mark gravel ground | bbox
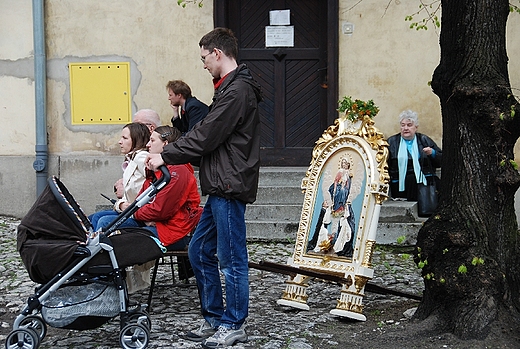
[6,215,514,349]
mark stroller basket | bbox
[41,283,119,330]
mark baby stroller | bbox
[5,166,171,349]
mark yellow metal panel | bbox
[69,62,131,125]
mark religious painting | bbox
[277,111,389,321]
[305,151,366,258]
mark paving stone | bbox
[0,216,424,349]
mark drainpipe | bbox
[33,0,48,197]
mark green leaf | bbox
[337,96,379,121]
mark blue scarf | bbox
[398,136,426,191]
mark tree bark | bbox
[414,0,520,339]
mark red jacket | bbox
[133,164,202,246]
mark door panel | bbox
[215,0,338,166]
[286,59,321,147]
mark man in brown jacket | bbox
[146,27,262,348]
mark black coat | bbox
[386,133,442,199]
[171,96,209,133]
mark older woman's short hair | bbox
[399,110,419,126]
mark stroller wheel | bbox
[5,328,40,349]
[128,312,152,330]
[19,316,47,342]
[119,323,150,349]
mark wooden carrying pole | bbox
[249,260,422,301]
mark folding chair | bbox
[146,247,196,312]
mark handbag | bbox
[417,145,439,217]
[417,176,438,217]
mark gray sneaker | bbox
[202,325,247,348]
[185,320,217,342]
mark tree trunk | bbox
[414,0,520,339]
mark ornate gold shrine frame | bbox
[277,115,389,321]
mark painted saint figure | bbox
[328,158,356,257]
[308,157,357,257]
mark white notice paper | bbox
[269,10,290,26]
[265,26,294,47]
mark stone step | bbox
[244,220,423,246]
[256,167,308,186]
[199,186,303,206]
[197,168,305,205]
[252,186,304,205]
[180,191,426,223]
[97,167,427,246]
[97,200,302,222]
[95,205,423,245]
[195,167,307,187]
[379,200,425,223]
[246,220,300,241]
[246,204,302,221]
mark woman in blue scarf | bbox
[386,110,442,201]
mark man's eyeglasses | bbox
[200,50,214,63]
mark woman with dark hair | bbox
[129,125,202,249]
[96,126,202,249]
[89,122,150,230]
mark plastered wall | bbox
[1,0,519,218]
[339,1,442,143]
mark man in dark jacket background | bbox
[167,79,209,133]
[146,27,262,348]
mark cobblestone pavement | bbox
[0,216,424,349]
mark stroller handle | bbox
[153,165,171,193]
[102,165,171,235]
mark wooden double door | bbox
[215,0,338,166]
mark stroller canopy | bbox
[17,177,92,283]
[18,176,163,284]
[18,176,91,247]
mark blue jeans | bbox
[89,210,141,231]
[89,210,118,231]
[188,195,249,330]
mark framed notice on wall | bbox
[265,26,294,47]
